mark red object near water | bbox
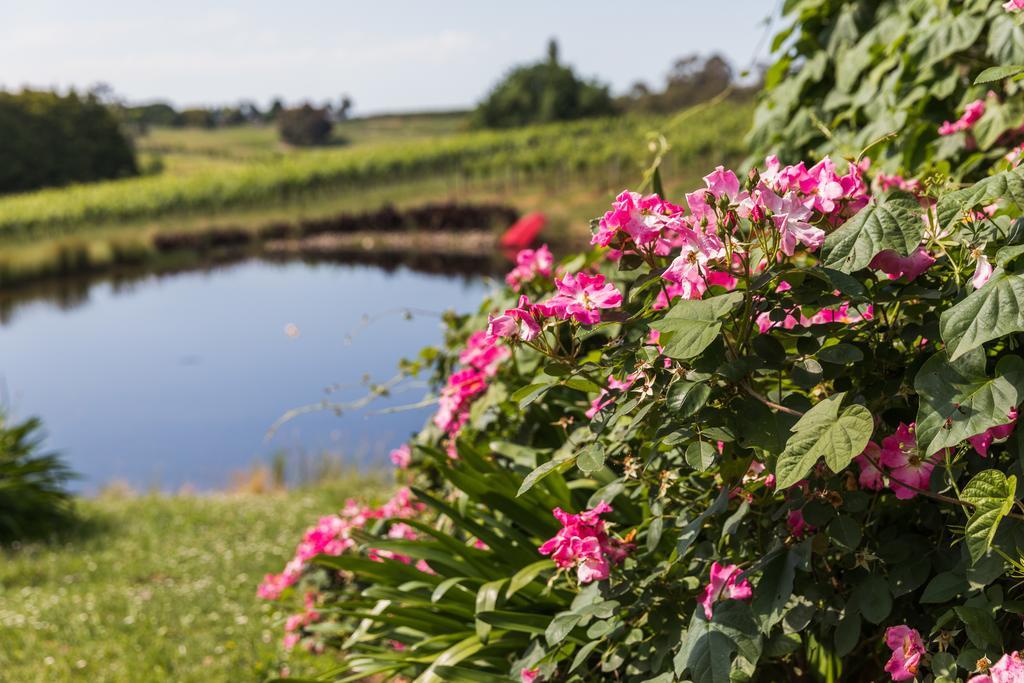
[500,212,546,249]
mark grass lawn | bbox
[0,477,391,682]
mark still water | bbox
[0,259,492,492]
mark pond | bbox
[0,258,493,493]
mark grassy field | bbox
[0,477,390,683]
[0,99,752,241]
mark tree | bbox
[471,38,616,129]
[621,53,736,114]
[277,104,333,146]
[0,89,138,194]
[267,98,284,122]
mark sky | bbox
[1,1,780,115]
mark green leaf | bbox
[651,292,744,360]
[674,602,762,683]
[975,65,1024,85]
[955,605,1003,653]
[960,469,1018,565]
[775,393,873,489]
[475,610,548,635]
[545,611,581,647]
[511,382,553,408]
[940,268,1024,361]
[474,579,506,643]
[816,343,863,365]
[517,452,574,496]
[852,575,891,624]
[564,377,602,393]
[820,192,924,273]
[576,442,607,474]
[828,516,862,549]
[936,166,1024,233]
[686,441,717,472]
[931,652,958,679]
[752,546,805,633]
[921,571,968,604]
[911,12,984,68]
[915,350,1024,456]
[667,380,711,417]
[834,611,861,659]
[506,559,552,599]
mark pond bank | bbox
[0,200,520,290]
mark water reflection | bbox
[0,255,494,492]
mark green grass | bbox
[0,100,753,242]
[0,477,390,683]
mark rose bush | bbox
[256,6,1024,682]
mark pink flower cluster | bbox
[939,98,986,136]
[884,625,925,681]
[433,331,510,442]
[757,282,874,333]
[593,190,685,249]
[282,592,321,651]
[538,501,632,584]
[855,424,946,500]
[1007,0,1024,10]
[698,562,753,619]
[489,272,624,341]
[970,652,1024,683]
[257,487,426,600]
[536,272,623,325]
[389,444,411,469]
[505,244,554,290]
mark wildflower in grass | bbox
[1007,0,1024,10]
[487,295,542,342]
[939,98,987,135]
[870,247,936,281]
[593,191,684,247]
[969,408,1019,457]
[883,625,925,681]
[968,651,1024,682]
[538,501,632,584]
[538,272,622,325]
[521,668,541,683]
[389,444,411,469]
[698,562,752,619]
[506,244,554,290]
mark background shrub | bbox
[277,104,335,146]
[0,89,138,194]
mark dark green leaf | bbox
[651,292,745,360]
[915,350,1024,455]
[821,192,924,273]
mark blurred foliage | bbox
[0,89,138,194]
[472,39,616,129]
[0,411,74,543]
[750,0,1024,180]
[277,104,335,147]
